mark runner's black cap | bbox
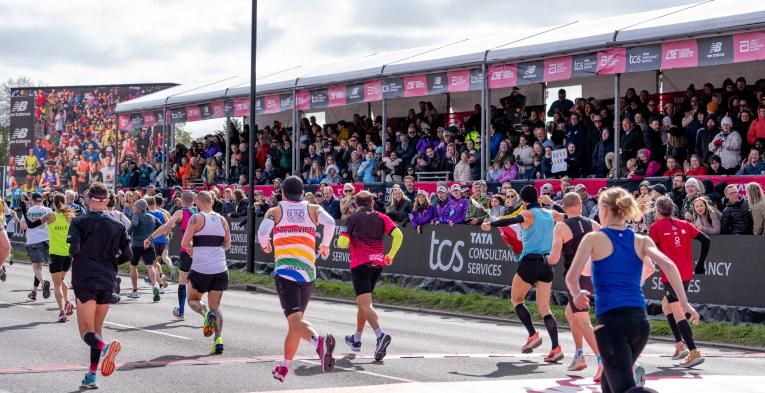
[31,192,43,201]
[282,176,304,201]
[519,185,538,204]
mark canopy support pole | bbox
[163,106,170,192]
[613,73,621,179]
[480,63,488,180]
[225,116,231,181]
[292,88,298,175]
[381,98,387,180]
[246,0,257,274]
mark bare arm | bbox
[220,216,231,251]
[566,232,596,298]
[150,210,182,239]
[548,223,566,265]
[179,214,201,255]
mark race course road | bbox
[1,263,764,393]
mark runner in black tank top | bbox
[549,193,602,380]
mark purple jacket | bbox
[495,164,519,183]
[441,197,468,224]
[416,136,438,156]
[410,205,436,227]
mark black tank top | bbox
[562,216,593,270]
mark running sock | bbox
[83,332,105,351]
[575,348,584,357]
[543,314,559,349]
[310,335,320,350]
[90,347,101,372]
[515,304,536,336]
[353,331,362,342]
[374,328,385,339]
[280,359,292,369]
[33,276,40,288]
[178,284,187,314]
[677,319,697,351]
[666,314,683,343]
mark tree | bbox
[0,77,45,166]
[174,124,193,147]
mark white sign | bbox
[551,148,568,173]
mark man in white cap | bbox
[708,116,742,174]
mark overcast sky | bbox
[1,0,701,87]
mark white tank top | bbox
[191,211,228,274]
[25,205,52,245]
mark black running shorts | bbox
[26,241,49,264]
[566,275,595,313]
[275,276,314,317]
[664,280,690,303]
[188,270,229,293]
[351,262,383,296]
[130,246,156,266]
[49,255,72,274]
[516,254,554,284]
[179,251,192,273]
[75,288,112,305]
[153,243,166,257]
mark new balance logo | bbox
[709,42,722,53]
[11,128,28,139]
[11,101,28,112]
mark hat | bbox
[375,146,383,154]
[31,192,43,201]
[685,178,700,190]
[215,152,223,158]
[282,176,304,201]
[651,184,667,195]
[540,183,554,194]
[437,185,447,193]
[273,177,283,184]
[574,184,587,192]
[707,101,719,113]
[417,190,428,197]
[721,116,733,126]
[473,180,486,187]
[133,199,148,212]
[449,184,462,192]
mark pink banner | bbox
[233,98,249,117]
[185,106,201,122]
[661,39,698,69]
[118,115,130,130]
[733,31,765,63]
[264,95,280,114]
[328,85,347,107]
[697,176,765,196]
[447,69,470,93]
[296,90,311,110]
[142,112,157,128]
[543,56,573,82]
[403,75,428,97]
[211,101,225,118]
[364,80,382,102]
[596,48,626,75]
[487,64,517,89]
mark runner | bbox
[257,176,337,383]
[22,193,75,322]
[126,199,161,301]
[179,191,231,354]
[104,193,131,304]
[19,193,52,301]
[146,191,196,319]
[154,194,177,281]
[481,185,563,362]
[0,200,11,282]
[648,196,710,368]
[566,187,699,393]
[0,197,8,282]
[338,190,403,361]
[68,182,131,389]
[146,196,170,291]
[548,192,602,380]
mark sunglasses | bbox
[344,189,353,194]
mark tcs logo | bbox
[428,232,464,272]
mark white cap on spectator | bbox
[215,152,223,158]
[437,186,447,193]
[721,116,733,126]
[685,178,700,190]
[540,183,554,194]
[449,184,462,192]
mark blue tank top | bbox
[591,228,646,317]
[147,210,167,244]
[518,207,554,260]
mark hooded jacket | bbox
[721,199,753,235]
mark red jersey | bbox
[648,217,699,282]
[340,207,396,268]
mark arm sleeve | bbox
[67,220,81,257]
[317,208,336,247]
[694,232,711,272]
[490,215,524,227]
[22,213,44,228]
[117,228,132,264]
[257,216,274,248]
[387,227,403,259]
[550,203,564,214]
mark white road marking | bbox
[299,359,418,383]
[104,321,193,340]
[0,300,34,309]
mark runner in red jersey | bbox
[649,196,710,368]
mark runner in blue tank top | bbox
[482,185,564,363]
[565,187,699,393]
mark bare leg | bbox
[52,271,65,311]
[356,293,379,330]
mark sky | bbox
[0,0,701,135]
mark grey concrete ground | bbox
[1,263,763,393]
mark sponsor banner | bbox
[403,74,428,97]
[487,63,517,89]
[327,85,347,107]
[571,52,598,78]
[142,112,157,128]
[733,31,765,63]
[263,95,281,114]
[382,77,405,99]
[533,178,607,196]
[543,56,573,82]
[346,83,365,104]
[279,93,294,112]
[446,69,470,93]
[625,44,662,73]
[661,39,698,69]
[517,61,544,85]
[596,48,626,75]
[364,80,383,102]
[224,100,235,117]
[8,96,35,179]
[199,103,213,120]
[118,114,131,130]
[696,175,765,197]
[170,108,187,123]
[130,113,144,128]
[185,105,202,122]
[296,90,311,111]
[254,96,264,114]
[233,97,250,117]
[155,110,166,125]
[211,100,226,118]
[697,35,733,66]
[427,72,448,94]
[468,68,483,91]
[310,88,329,109]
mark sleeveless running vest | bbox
[147,210,167,244]
[591,228,646,317]
[562,216,593,270]
[48,211,70,256]
[273,201,317,283]
[191,211,227,275]
[519,207,554,260]
[179,207,196,253]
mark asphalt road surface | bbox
[1,263,764,393]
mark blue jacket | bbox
[321,197,341,219]
[357,159,377,183]
[736,160,765,175]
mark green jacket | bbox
[465,194,489,223]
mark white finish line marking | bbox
[300,359,418,383]
[104,321,193,340]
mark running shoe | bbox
[671,342,689,360]
[0,266,6,281]
[161,274,168,288]
[80,372,98,389]
[152,286,160,302]
[111,293,121,304]
[65,301,74,316]
[58,310,67,323]
[42,280,51,299]
[115,277,121,294]
[159,287,165,294]
[272,365,289,383]
[633,363,646,387]
[203,310,217,337]
[344,335,361,352]
[567,354,587,371]
[172,307,185,320]
[679,349,705,368]
[100,340,121,377]
[521,332,542,353]
[143,275,150,284]
[210,337,224,355]
[374,333,392,362]
[27,290,37,301]
[544,346,564,363]
[126,291,139,299]
[316,334,336,373]
[593,361,603,383]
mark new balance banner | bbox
[364,80,383,102]
[427,72,448,94]
[254,97,263,114]
[170,108,187,123]
[131,113,144,128]
[403,75,428,97]
[310,89,329,109]
[346,83,365,104]
[142,112,157,128]
[186,106,202,122]
[224,99,235,117]
[200,103,213,120]
[517,61,544,85]
[328,85,346,107]
[626,44,662,72]
[571,53,598,78]
[279,93,294,112]
[211,101,226,118]
[487,64,517,89]
[468,68,483,91]
[733,31,765,63]
[661,39,698,69]
[596,48,626,75]
[697,36,733,66]
[382,77,405,99]
[8,96,35,180]
[264,95,281,114]
[543,56,573,82]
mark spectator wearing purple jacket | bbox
[416,129,439,156]
[441,184,468,226]
[410,190,435,233]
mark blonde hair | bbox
[413,193,430,211]
[598,187,642,221]
[692,196,718,226]
[747,182,764,207]
[626,158,637,170]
